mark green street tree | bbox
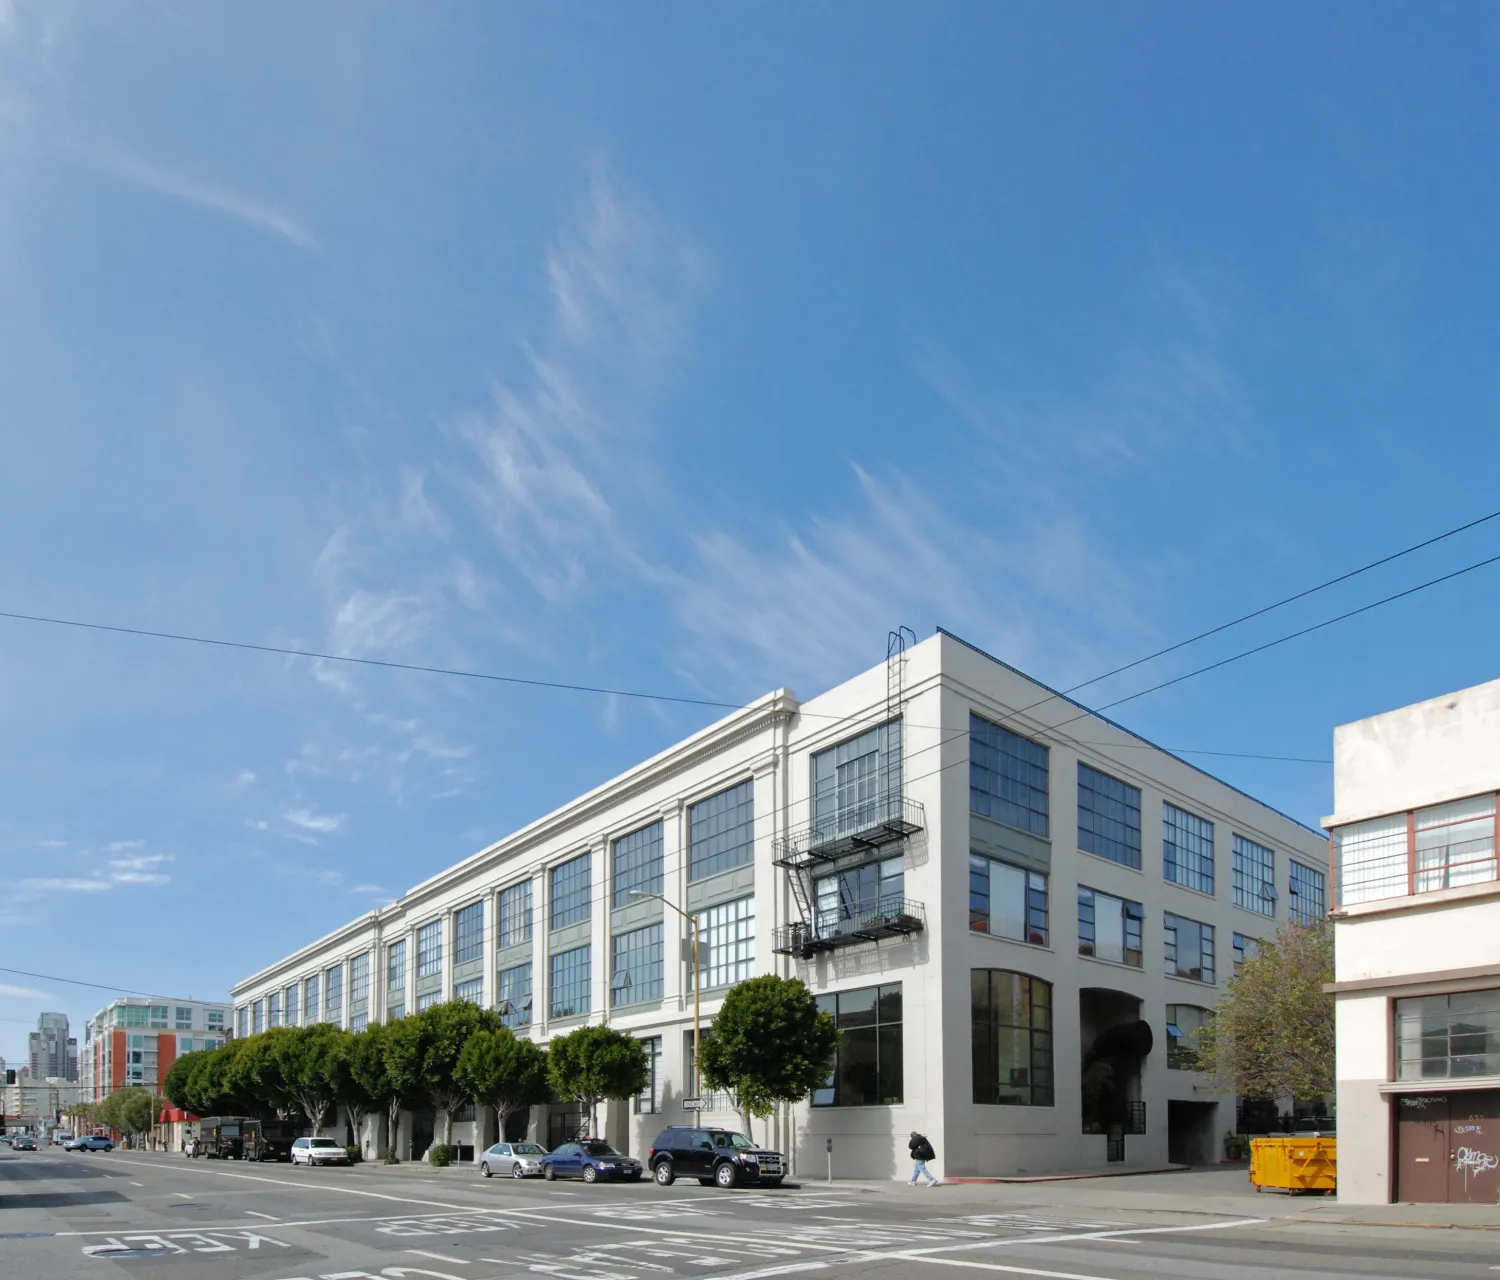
[163,1050,208,1114]
[454,1028,550,1144]
[1194,918,1335,1103]
[267,1025,346,1134]
[336,1026,388,1154]
[228,1026,298,1117]
[547,1024,649,1138]
[182,1039,258,1116]
[95,1088,161,1143]
[379,1016,428,1160]
[697,974,839,1139]
[417,1001,503,1147]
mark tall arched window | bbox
[972,970,1054,1106]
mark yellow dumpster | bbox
[1249,1135,1337,1193]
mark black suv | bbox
[648,1126,784,1189]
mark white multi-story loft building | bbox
[1327,676,1500,1205]
[231,630,1327,1177]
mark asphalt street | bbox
[2,1148,1497,1280]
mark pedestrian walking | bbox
[908,1130,939,1186]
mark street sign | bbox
[681,1097,704,1111]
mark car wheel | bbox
[543,1164,556,1181]
[481,1162,493,1178]
[715,1163,738,1189]
[653,1161,675,1186]
[583,1165,598,1184]
[512,1165,524,1180]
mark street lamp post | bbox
[629,890,701,1098]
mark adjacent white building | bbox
[232,630,1327,1177]
[1328,676,1500,1204]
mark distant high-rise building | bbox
[27,1012,77,1082]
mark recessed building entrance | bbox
[1080,989,1152,1162]
[1395,1091,1500,1203]
[1167,1100,1218,1166]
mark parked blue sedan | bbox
[542,1139,642,1183]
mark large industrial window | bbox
[550,853,593,929]
[386,939,406,993]
[1232,932,1260,973]
[1395,988,1500,1080]
[695,896,756,988]
[1232,835,1277,916]
[498,880,532,948]
[1077,887,1143,967]
[454,901,484,965]
[284,986,299,1027]
[812,983,903,1107]
[814,856,903,936]
[1415,795,1497,892]
[812,720,903,842]
[1163,913,1215,984]
[1163,803,1215,895]
[497,963,532,1028]
[417,920,443,978]
[252,1000,265,1034]
[236,1006,248,1038]
[416,992,439,1012]
[325,966,343,1023]
[348,953,370,1032]
[971,970,1053,1106]
[303,975,320,1023]
[688,780,755,881]
[1078,764,1141,868]
[549,946,591,1019]
[1332,813,1408,905]
[970,714,1049,836]
[1166,1004,1212,1069]
[635,1036,663,1115]
[612,821,664,908]
[969,854,1048,946]
[611,924,664,1006]
[1288,861,1327,925]
[267,992,281,1028]
[454,977,484,1005]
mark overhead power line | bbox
[0,964,163,999]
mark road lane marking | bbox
[173,1192,195,1199]
[409,1250,472,1264]
[130,1181,144,1187]
[246,1211,280,1221]
[888,1259,1116,1280]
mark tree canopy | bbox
[455,1028,549,1135]
[697,974,839,1134]
[267,1025,346,1133]
[547,1024,649,1137]
[416,1000,503,1145]
[1193,918,1334,1102]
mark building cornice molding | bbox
[1326,961,1500,995]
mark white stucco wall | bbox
[1327,675,1500,826]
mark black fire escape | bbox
[772,629,927,960]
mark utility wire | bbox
[0,965,167,999]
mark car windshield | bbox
[580,1141,618,1157]
[712,1132,757,1150]
[513,1143,545,1155]
[309,1138,340,1148]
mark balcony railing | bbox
[773,794,925,868]
[773,896,925,957]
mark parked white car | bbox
[290,1137,351,1167]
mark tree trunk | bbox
[386,1098,402,1160]
[438,1107,452,1146]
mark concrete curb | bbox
[1288,1215,1500,1231]
[946,1164,1190,1184]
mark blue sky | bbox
[3,2,1498,1064]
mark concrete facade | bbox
[232,631,1326,1178]
[1328,676,1500,1204]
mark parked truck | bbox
[242,1119,306,1162]
[194,1116,253,1159]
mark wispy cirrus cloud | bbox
[282,807,345,836]
[19,850,172,897]
[0,982,53,1000]
[61,139,317,249]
